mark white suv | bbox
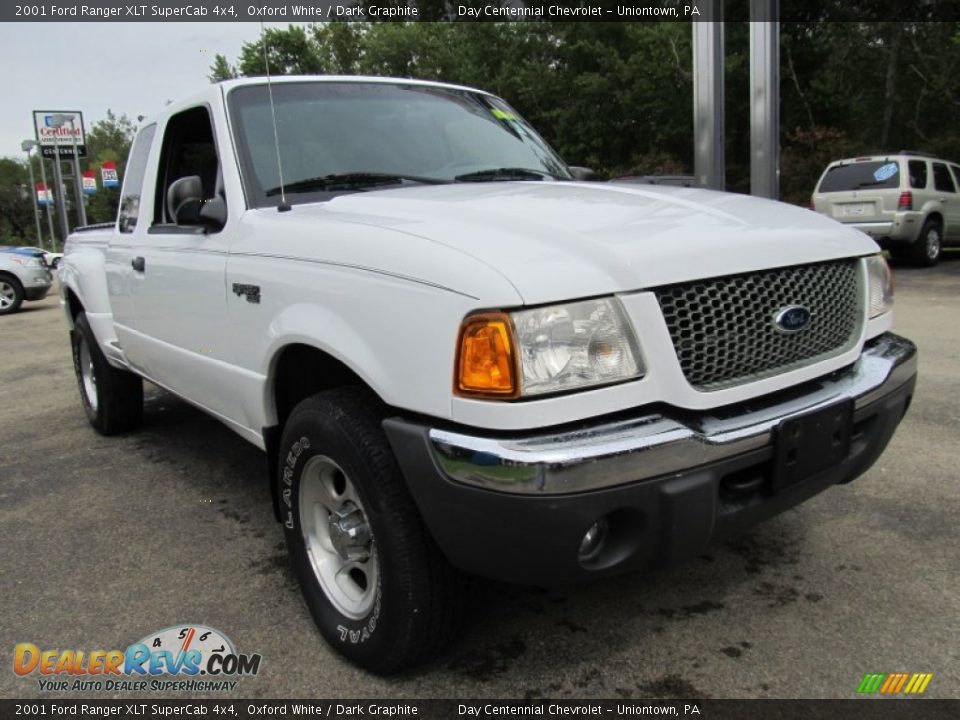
[0,252,53,315]
[812,152,960,266]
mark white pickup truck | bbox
[60,76,917,674]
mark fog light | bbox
[578,518,609,563]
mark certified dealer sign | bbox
[32,110,86,158]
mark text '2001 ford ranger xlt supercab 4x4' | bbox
[60,77,917,674]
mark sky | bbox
[0,22,296,160]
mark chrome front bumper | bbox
[429,333,917,495]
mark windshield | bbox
[228,81,571,208]
[818,161,902,192]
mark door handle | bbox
[131,256,145,272]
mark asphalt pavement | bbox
[1,255,958,700]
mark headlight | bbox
[865,254,893,318]
[456,298,644,399]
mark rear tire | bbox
[0,274,24,315]
[278,388,464,674]
[71,312,143,435]
[911,218,942,267]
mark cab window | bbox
[152,106,225,228]
[118,124,157,233]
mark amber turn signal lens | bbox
[456,313,518,398]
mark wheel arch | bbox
[0,270,24,289]
[0,271,25,312]
[64,287,84,328]
[264,342,386,521]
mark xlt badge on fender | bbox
[232,283,261,304]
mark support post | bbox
[23,144,43,248]
[692,2,725,191]
[68,118,88,227]
[51,142,70,242]
[38,155,56,249]
[750,0,780,199]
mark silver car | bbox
[812,151,960,266]
[0,252,53,315]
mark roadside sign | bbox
[36,183,53,206]
[101,161,119,188]
[82,171,97,194]
[32,110,87,158]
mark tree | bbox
[82,111,137,225]
[210,20,960,201]
[209,54,237,83]
[0,157,36,245]
[237,25,326,76]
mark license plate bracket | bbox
[843,202,871,216]
[774,400,854,491]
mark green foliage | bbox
[209,54,237,82]
[0,157,35,246]
[238,25,326,75]
[219,20,960,202]
[0,110,136,248]
[82,110,137,225]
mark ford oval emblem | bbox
[774,305,812,333]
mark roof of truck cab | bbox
[218,75,491,95]
[136,75,492,128]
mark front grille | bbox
[654,260,862,390]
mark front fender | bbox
[261,302,393,423]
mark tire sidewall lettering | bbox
[281,429,382,647]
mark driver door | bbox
[123,105,238,421]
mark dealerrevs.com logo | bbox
[14,625,261,692]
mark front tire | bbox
[71,312,144,434]
[0,274,24,315]
[278,388,463,674]
[911,218,942,267]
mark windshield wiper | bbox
[265,172,447,196]
[454,167,557,182]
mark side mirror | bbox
[568,166,602,182]
[166,176,203,225]
[199,197,227,232]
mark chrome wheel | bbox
[78,334,98,411]
[299,455,378,619]
[0,280,15,310]
[925,226,941,261]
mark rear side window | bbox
[818,161,901,192]
[933,163,956,193]
[950,165,960,190]
[908,160,928,189]
[118,124,157,233]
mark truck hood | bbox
[290,182,879,305]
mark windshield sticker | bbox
[491,108,517,121]
[874,163,899,182]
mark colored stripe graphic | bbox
[879,674,898,693]
[858,672,933,695]
[857,673,886,693]
[890,673,909,693]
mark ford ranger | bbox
[59,76,917,674]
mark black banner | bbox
[3,0,959,23]
[2,700,960,719]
